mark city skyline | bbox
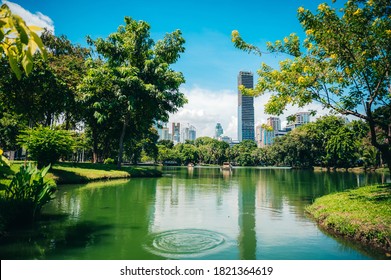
[6,0,333,139]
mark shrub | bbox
[18,126,75,168]
[1,163,56,228]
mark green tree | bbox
[325,126,360,169]
[18,126,75,168]
[85,17,187,168]
[157,139,174,149]
[78,60,122,163]
[232,0,391,173]
[230,140,258,166]
[40,31,89,129]
[0,32,88,128]
[174,143,199,165]
[305,115,347,167]
[0,3,46,79]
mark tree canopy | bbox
[232,0,391,172]
[80,17,187,167]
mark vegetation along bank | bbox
[306,184,391,257]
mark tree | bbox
[0,32,88,128]
[232,0,391,173]
[230,140,258,166]
[325,125,360,169]
[40,31,89,129]
[174,143,199,165]
[78,60,122,163]
[0,3,46,79]
[84,17,187,168]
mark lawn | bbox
[1,161,162,189]
[306,184,391,256]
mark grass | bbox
[306,184,391,256]
[1,161,162,188]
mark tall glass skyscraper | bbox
[238,71,254,141]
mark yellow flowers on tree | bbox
[232,0,391,173]
[0,3,46,79]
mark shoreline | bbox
[306,184,391,258]
[1,162,162,187]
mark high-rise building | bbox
[238,71,255,142]
[256,117,283,147]
[267,117,281,131]
[161,127,170,140]
[189,125,196,141]
[215,123,223,139]
[285,112,310,131]
[154,121,171,141]
[172,122,180,143]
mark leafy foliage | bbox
[0,4,46,79]
[1,163,56,228]
[18,126,75,168]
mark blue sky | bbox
[5,0,333,139]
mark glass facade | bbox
[238,71,254,141]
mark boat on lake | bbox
[220,162,232,171]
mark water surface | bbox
[0,167,387,259]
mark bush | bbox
[103,158,115,164]
[18,126,75,168]
[1,163,56,228]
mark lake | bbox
[0,167,388,260]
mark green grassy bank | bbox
[1,162,162,188]
[306,184,391,257]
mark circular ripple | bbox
[145,229,225,257]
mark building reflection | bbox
[238,169,257,259]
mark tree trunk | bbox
[117,116,129,169]
[92,128,99,163]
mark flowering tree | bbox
[232,0,391,172]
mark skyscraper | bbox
[172,122,180,143]
[238,71,255,141]
[215,123,223,139]
[189,125,196,141]
[256,117,282,147]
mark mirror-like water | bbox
[0,167,388,259]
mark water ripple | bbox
[145,229,226,258]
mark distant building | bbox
[285,112,310,131]
[154,121,171,141]
[256,117,283,147]
[220,136,232,144]
[189,125,197,141]
[161,127,170,140]
[172,122,181,143]
[182,126,190,142]
[215,123,223,139]
[238,71,255,142]
[267,117,281,131]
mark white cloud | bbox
[170,86,238,139]
[3,1,54,33]
[169,85,333,140]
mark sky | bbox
[4,0,335,139]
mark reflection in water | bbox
[0,167,388,260]
[238,170,257,260]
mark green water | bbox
[0,167,388,260]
